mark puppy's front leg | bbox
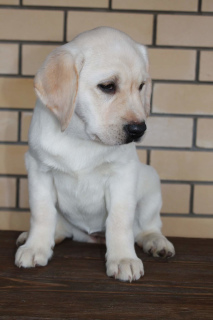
[15,153,57,268]
[105,168,144,282]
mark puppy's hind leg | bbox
[54,213,72,245]
[134,165,175,259]
[16,231,28,247]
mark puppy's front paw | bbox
[137,232,175,258]
[106,258,144,282]
[15,244,53,268]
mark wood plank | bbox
[0,231,213,319]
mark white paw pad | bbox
[139,233,175,258]
[106,258,144,282]
[16,232,28,247]
[15,245,53,268]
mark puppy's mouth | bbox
[91,133,124,146]
[91,134,104,144]
[125,135,143,144]
[90,122,147,146]
[91,132,145,146]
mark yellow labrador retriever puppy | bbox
[15,27,175,282]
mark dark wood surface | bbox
[0,231,213,319]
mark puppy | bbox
[15,27,175,282]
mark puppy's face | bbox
[34,28,152,145]
[76,46,151,146]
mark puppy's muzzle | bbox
[124,122,147,144]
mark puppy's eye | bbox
[98,82,116,94]
[139,83,145,91]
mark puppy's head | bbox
[34,27,151,145]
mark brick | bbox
[22,45,58,76]
[0,9,63,41]
[67,11,153,44]
[196,119,213,148]
[199,51,213,81]
[0,211,30,231]
[194,185,213,214]
[0,78,35,109]
[202,0,213,12]
[161,216,213,238]
[0,111,18,142]
[152,84,213,115]
[151,150,213,181]
[0,44,19,74]
[161,184,190,214]
[19,178,29,209]
[0,145,28,174]
[136,149,147,164]
[0,0,19,3]
[138,117,193,147]
[112,0,198,11]
[0,178,16,207]
[157,15,213,47]
[21,112,32,142]
[23,0,108,7]
[148,49,196,80]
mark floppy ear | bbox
[137,44,152,117]
[34,47,83,131]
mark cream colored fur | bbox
[15,27,175,282]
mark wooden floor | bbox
[0,231,213,319]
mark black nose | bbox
[124,122,147,143]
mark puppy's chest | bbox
[53,166,110,231]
